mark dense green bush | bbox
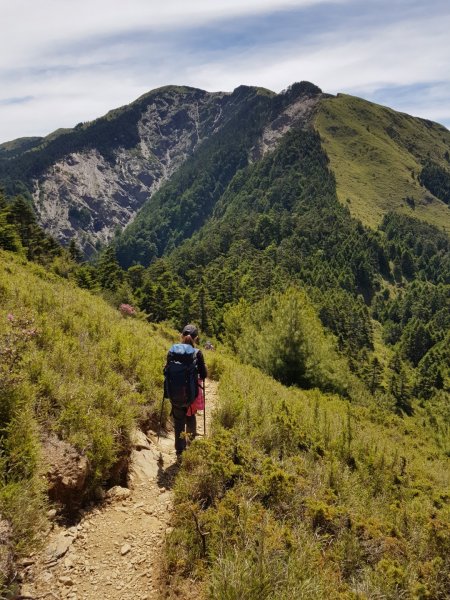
[224,288,353,395]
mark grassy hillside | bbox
[315,94,450,233]
[0,250,171,577]
[167,354,450,599]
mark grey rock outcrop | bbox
[3,83,327,257]
[250,92,325,160]
[31,87,229,255]
[42,435,89,511]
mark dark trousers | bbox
[172,405,196,455]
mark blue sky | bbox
[1,0,449,143]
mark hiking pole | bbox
[203,381,206,437]
[157,391,166,444]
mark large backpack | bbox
[164,343,199,408]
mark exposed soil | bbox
[18,380,218,600]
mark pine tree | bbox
[127,265,145,290]
[196,285,210,334]
[97,247,123,291]
[0,195,21,252]
[400,250,415,278]
[68,238,83,263]
[366,356,383,394]
[8,196,37,248]
[180,290,192,330]
[153,285,168,322]
[401,319,432,366]
[388,354,411,414]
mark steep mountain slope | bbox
[0,86,275,255]
[0,137,43,159]
[115,82,324,267]
[114,87,449,268]
[315,94,450,233]
[1,87,449,597]
[111,119,448,405]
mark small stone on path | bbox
[106,485,131,501]
[45,532,74,561]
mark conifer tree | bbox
[68,238,83,263]
[153,285,168,322]
[196,285,210,334]
[388,354,411,414]
[97,247,123,291]
[367,356,383,394]
[8,196,36,248]
[401,319,432,366]
[180,290,192,330]
[0,194,21,252]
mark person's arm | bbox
[196,349,207,380]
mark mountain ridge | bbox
[0,81,449,258]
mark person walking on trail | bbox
[164,324,207,459]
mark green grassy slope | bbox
[315,94,450,233]
[0,250,171,568]
[168,354,450,599]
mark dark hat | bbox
[182,323,198,338]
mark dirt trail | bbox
[19,380,218,600]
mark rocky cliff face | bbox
[30,88,231,255]
[250,92,324,161]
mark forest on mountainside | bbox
[114,82,320,267]
[109,127,449,409]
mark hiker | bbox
[164,324,207,459]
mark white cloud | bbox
[188,11,450,88]
[178,11,450,123]
[1,0,346,70]
[1,0,450,141]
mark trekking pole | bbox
[203,381,206,437]
[157,391,166,444]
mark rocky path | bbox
[18,380,218,600]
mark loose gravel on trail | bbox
[18,379,218,600]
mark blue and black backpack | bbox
[164,343,199,408]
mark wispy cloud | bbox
[0,95,34,107]
[0,0,449,141]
